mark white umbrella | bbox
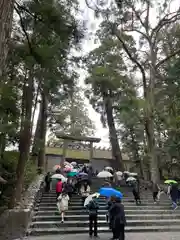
[64,161,72,166]
[53,165,61,171]
[124,171,130,174]
[97,171,112,178]
[116,171,123,176]
[129,172,138,176]
[51,174,67,182]
[126,177,136,182]
[65,163,73,168]
[71,161,77,166]
[72,168,78,172]
[84,193,100,207]
[105,166,113,171]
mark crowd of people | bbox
[44,163,180,239]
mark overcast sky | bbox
[39,0,180,148]
[73,0,180,147]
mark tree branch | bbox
[112,25,147,97]
[151,11,180,40]
[156,48,180,68]
[122,28,149,41]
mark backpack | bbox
[88,200,98,216]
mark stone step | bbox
[39,201,108,205]
[40,197,170,202]
[42,191,152,198]
[36,205,174,211]
[32,213,180,221]
[34,209,178,216]
[30,219,180,228]
[28,225,180,236]
[41,195,168,201]
[37,202,172,208]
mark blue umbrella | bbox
[78,172,88,176]
[98,187,123,199]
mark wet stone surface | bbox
[25,232,180,240]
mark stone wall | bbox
[0,175,44,240]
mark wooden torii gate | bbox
[55,133,101,166]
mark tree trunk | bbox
[0,0,14,77]
[144,59,160,183]
[10,71,34,207]
[104,94,124,171]
[129,127,144,178]
[32,102,41,157]
[37,90,48,171]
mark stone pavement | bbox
[26,232,180,240]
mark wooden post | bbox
[89,142,93,163]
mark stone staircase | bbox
[27,178,180,236]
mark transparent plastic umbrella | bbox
[97,171,112,178]
[84,193,100,207]
[126,177,136,182]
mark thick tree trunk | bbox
[0,0,14,77]
[10,71,34,207]
[144,75,159,183]
[32,103,41,157]
[37,90,48,171]
[129,128,144,178]
[104,94,124,171]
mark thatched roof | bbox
[0,176,7,184]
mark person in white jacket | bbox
[57,191,70,223]
[80,182,90,206]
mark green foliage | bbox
[48,84,95,145]
[0,0,86,206]
[0,152,37,210]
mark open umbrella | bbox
[129,172,138,176]
[51,174,67,182]
[64,161,73,167]
[97,171,112,178]
[99,187,123,199]
[53,165,61,171]
[164,180,177,184]
[71,168,78,172]
[126,177,136,182]
[64,166,72,172]
[116,171,123,176]
[124,171,130,174]
[78,172,88,176]
[105,166,113,171]
[84,193,100,207]
[71,161,77,166]
[67,171,78,177]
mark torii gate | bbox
[55,133,101,166]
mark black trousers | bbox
[153,192,158,202]
[89,214,98,236]
[82,196,86,205]
[56,192,61,200]
[132,190,141,204]
[112,224,125,240]
[68,192,72,199]
[45,183,50,192]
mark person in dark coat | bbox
[170,183,178,210]
[132,181,141,205]
[151,181,160,203]
[109,197,126,240]
[63,180,74,199]
[44,172,51,192]
[106,196,116,229]
[86,196,99,238]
